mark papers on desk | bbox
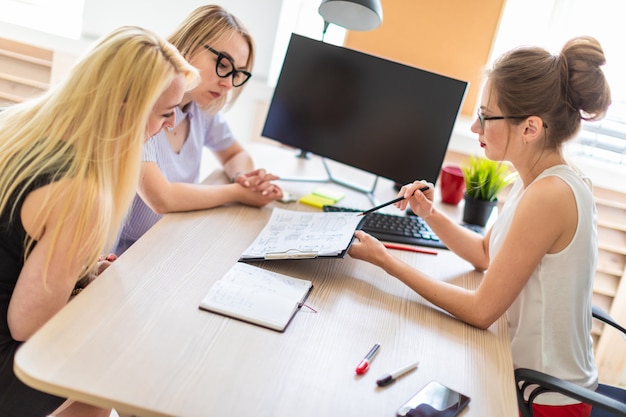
[239,207,364,261]
[199,262,313,332]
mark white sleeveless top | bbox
[490,164,598,405]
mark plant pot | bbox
[462,194,497,227]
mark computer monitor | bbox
[262,33,468,194]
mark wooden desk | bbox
[15,143,515,416]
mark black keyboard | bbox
[323,205,447,249]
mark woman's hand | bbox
[233,169,280,195]
[235,182,284,207]
[395,180,435,219]
[72,253,118,296]
[348,230,392,267]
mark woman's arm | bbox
[138,160,282,214]
[395,181,491,270]
[215,141,280,193]
[215,141,253,182]
[350,176,577,329]
[8,181,93,341]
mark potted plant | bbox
[461,155,517,226]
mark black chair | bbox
[515,306,626,417]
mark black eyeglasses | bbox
[476,111,533,130]
[477,112,548,130]
[203,45,252,87]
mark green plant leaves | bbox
[461,155,517,202]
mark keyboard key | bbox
[322,206,448,250]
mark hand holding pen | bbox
[359,185,430,216]
[395,181,434,217]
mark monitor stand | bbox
[279,151,380,206]
[321,158,379,206]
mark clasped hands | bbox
[232,168,283,198]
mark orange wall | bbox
[344,0,506,117]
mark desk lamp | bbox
[319,0,383,39]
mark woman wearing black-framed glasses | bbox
[349,36,611,417]
[203,45,252,87]
[113,5,283,256]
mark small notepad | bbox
[199,262,313,332]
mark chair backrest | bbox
[516,306,626,417]
[516,368,626,417]
[593,305,626,337]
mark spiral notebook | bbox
[199,262,313,332]
[239,207,364,261]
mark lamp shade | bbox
[318,0,383,31]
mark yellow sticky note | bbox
[299,193,336,209]
[313,186,345,203]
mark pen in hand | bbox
[358,186,430,216]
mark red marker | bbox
[356,343,380,375]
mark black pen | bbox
[376,361,419,387]
[358,186,429,216]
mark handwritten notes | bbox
[199,262,313,332]
[240,208,363,260]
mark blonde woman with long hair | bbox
[113,5,283,255]
[0,26,199,416]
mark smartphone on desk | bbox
[396,381,470,417]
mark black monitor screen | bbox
[262,34,468,186]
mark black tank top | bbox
[0,174,59,341]
[0,153,73,415]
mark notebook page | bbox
[199,262,312,331]
[241,208,362,259]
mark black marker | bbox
[376,361,419,387]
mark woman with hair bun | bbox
[349,36,611,417]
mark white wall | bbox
[79,0,285,164]
[81,0,282,81]
[0,0,286,154]
[1,0,282,81]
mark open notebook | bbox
[239,207,364,261]
[199,262,313,332]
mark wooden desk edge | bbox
[14,347,173,417]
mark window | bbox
[268,0,346,87]
[0,0,84,39]
[493,0,626,166]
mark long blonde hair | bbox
[168,4,255,112]
[0,26,199,274]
